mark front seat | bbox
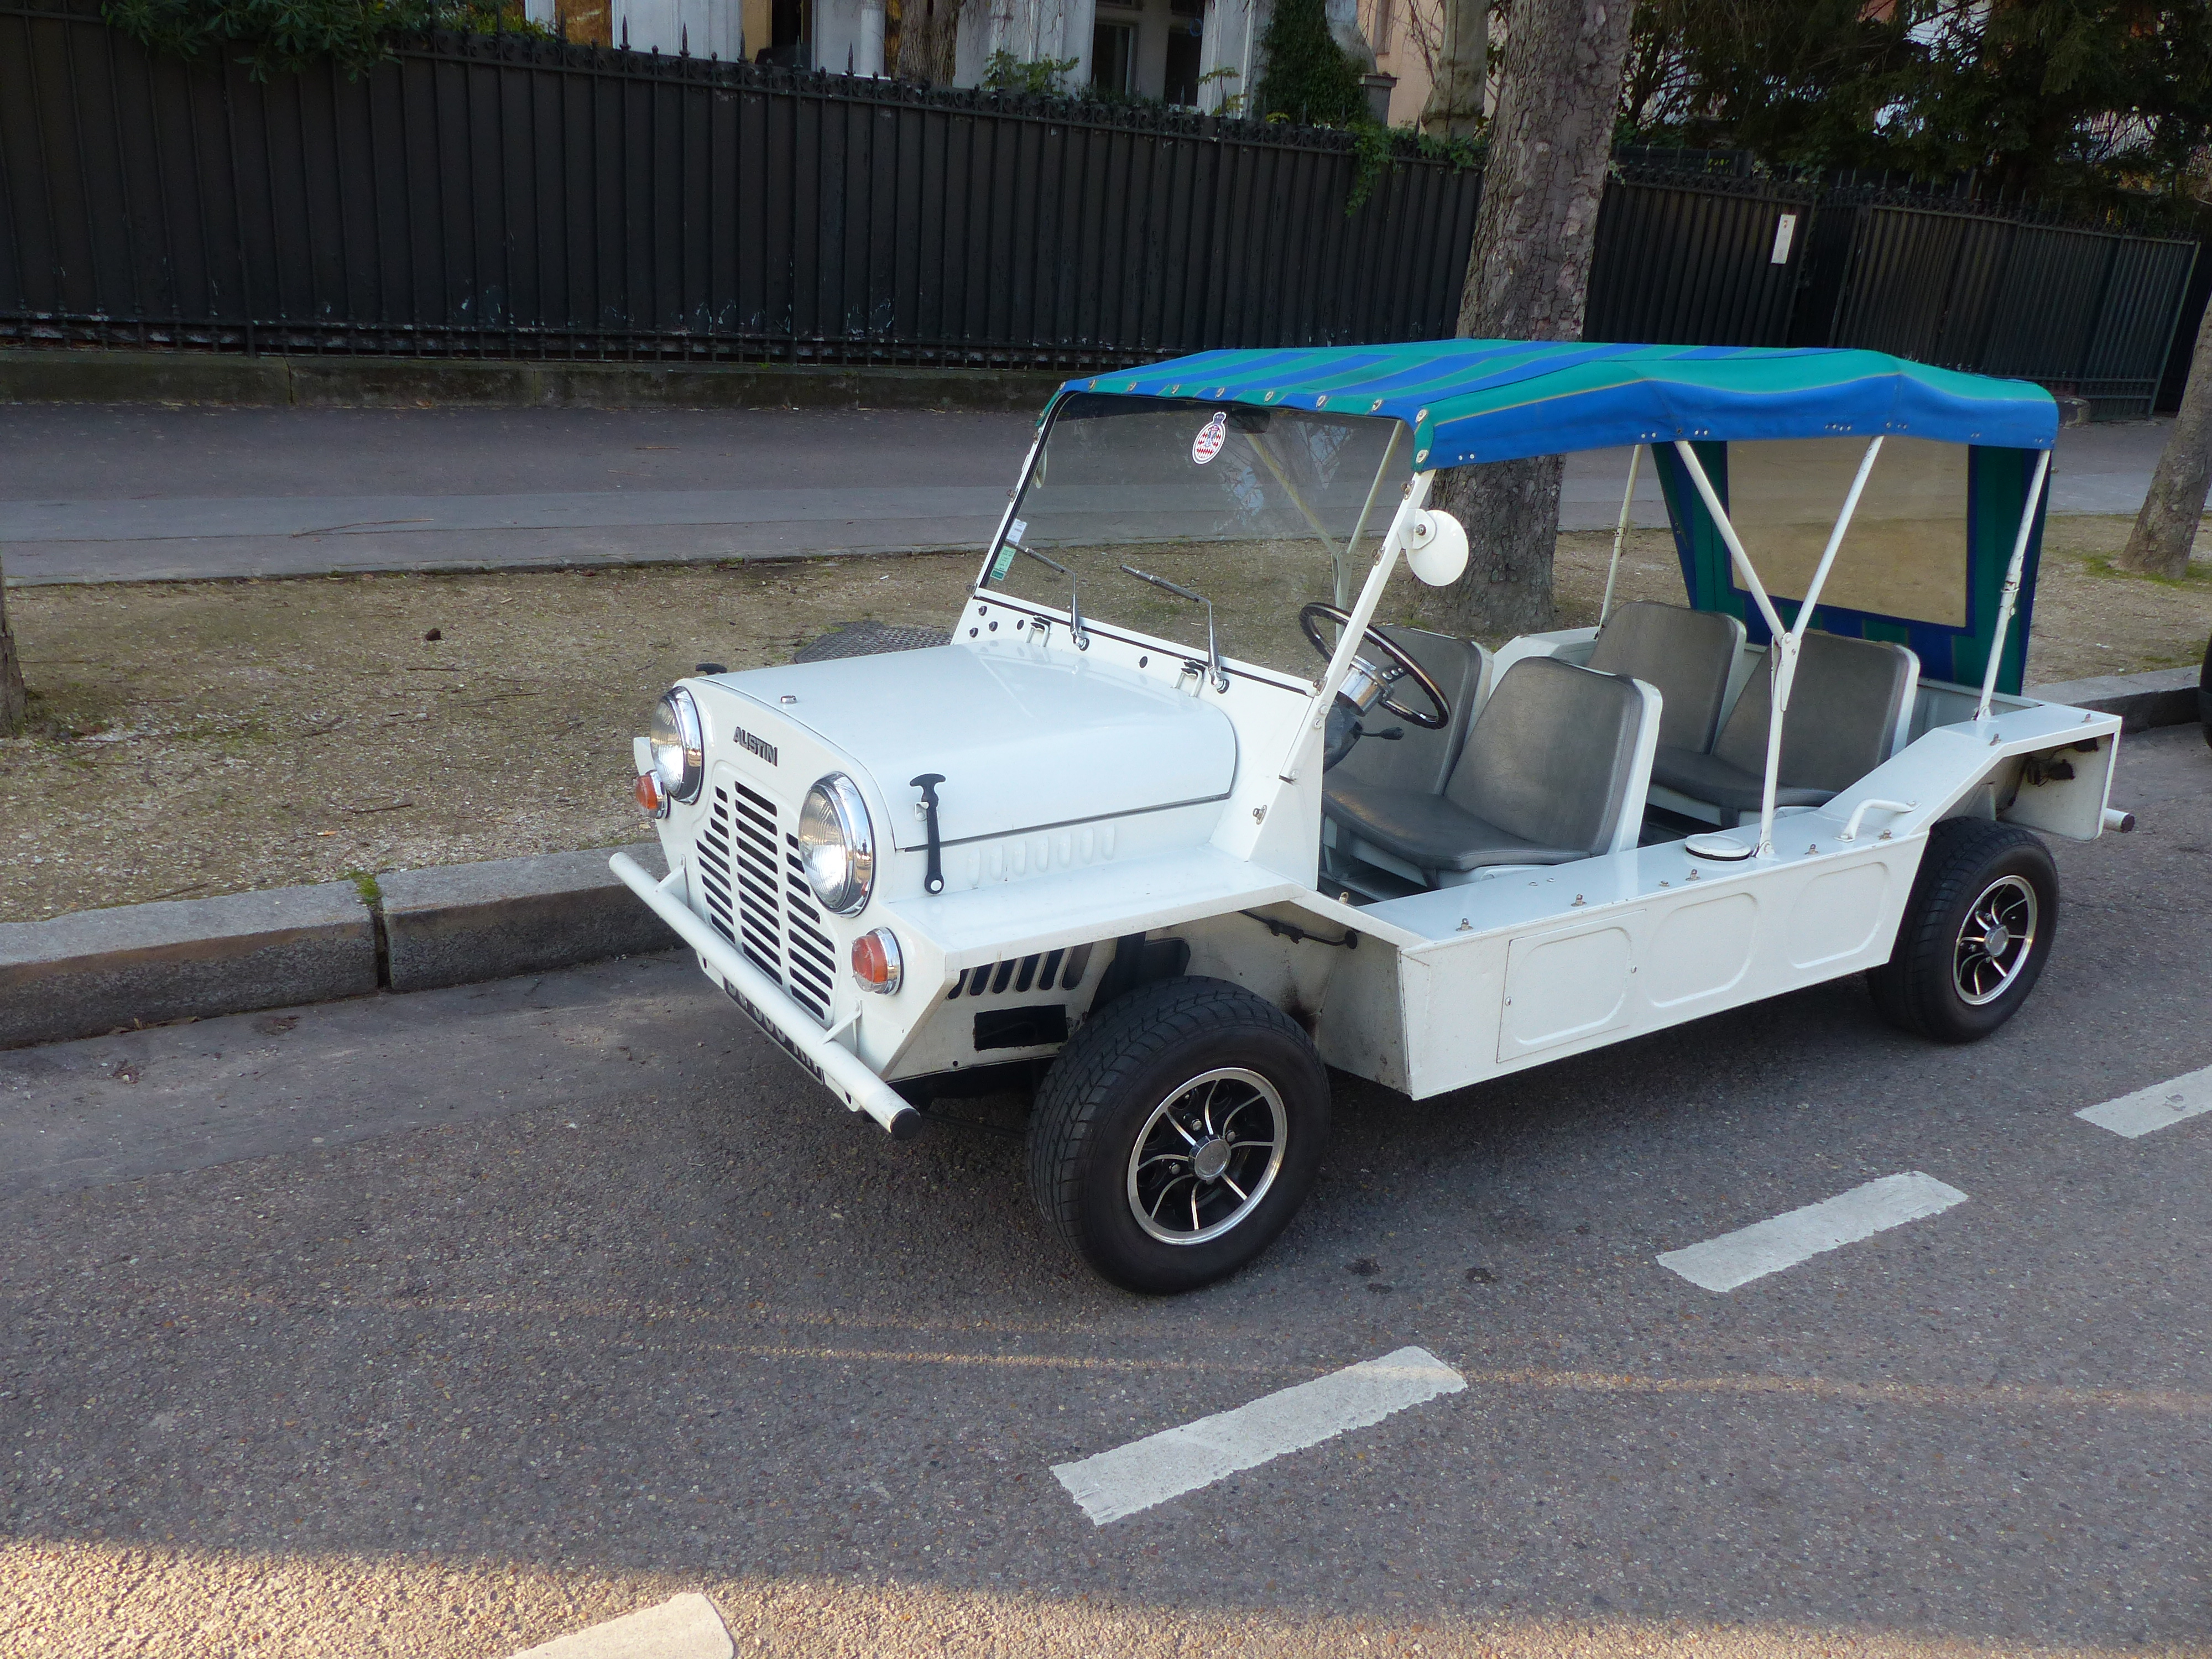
[1650,631,1918,826]
[1328,624,1491,796]
[1323,656,1660,880]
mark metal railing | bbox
[1,0,2199,413]
[0,1,1482,369]
[1792,194,2199,419]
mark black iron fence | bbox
[1588,165,1816,350]
[0,0,2200,411]
[1793,193,2199,419]
[0,0,1484,369]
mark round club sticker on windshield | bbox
[1191,410,1228,465]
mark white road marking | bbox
[507,1594,731,1659]
[2076,1063,2212,1139]
[1657,1172,1968,1293]
[1050,1345,1465,1526]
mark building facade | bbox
[529,0,1404,118]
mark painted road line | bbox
[508,1593,732,1659]
[1051,1345,1465,1527]
[1657,1172,1969,1293]
[2077,1063,2212,1139]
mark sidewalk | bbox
[0,403,2193,586]
[0,404,1033,584]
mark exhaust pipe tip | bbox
[2103,807,2136,833]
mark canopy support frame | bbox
[1599,444,1642,627]
[1672,436,1885,857]
[1974,447,2053,725]
[1279,472,1433,782]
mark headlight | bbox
[797,774,875,915]
[649,688,703,804]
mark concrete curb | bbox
[2,843,675,1050]
[2025,665,2202,733]
[381,843,672,993]
[0,347,1068,414]
[0,882,380,1048]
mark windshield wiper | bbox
[1119,564,1228,692]
[1020,546,1088,650]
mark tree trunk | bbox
[0,550,24,737]
[2119,298,2212,580]
[1429,0,1632,640]
[1418,0,1485,138]
[895,0,964,83]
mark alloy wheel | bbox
[1125,1067,1288,1245]
[1953,873,2038,1005]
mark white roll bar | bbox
[1277,471,1434,782]
[1672,436,1885,858]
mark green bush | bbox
[1254,0,1364,127]
[982,48,1079,94]
[103,0,545,80]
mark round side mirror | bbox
[1405,509,1469,587]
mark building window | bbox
[1164,17,1203,105]
[1091,20,1135,93]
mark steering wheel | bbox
[1298,603,1450,731]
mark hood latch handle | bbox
[910,774,946,895]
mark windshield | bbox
[979,394,1417,677]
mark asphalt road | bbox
[0,405,2186,586]
[2,724,2209,1657]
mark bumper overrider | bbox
[609,852,922,1140]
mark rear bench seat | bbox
[1650,630,1919,826]
[1587,601,1745,757]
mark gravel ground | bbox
[2,518,2205,925]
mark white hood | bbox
[715,642,1239,850]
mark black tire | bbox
[1867,817,2058,1044]
[1026,977,1330,1295]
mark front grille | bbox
[695,778,833,1025]
[782,831,835,1019]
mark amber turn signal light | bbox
[851,928,902,995]
[633,770,668,818]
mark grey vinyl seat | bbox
[1650,631,1919,825]
[1327,623,1491,797]
[1324,656,1658,875]
[1586,601,1746,755]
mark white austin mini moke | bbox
[614,341,2130,1293]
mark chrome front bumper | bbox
[609,852,920,1139]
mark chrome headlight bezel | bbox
[797,773,875,916]
[649,687,705,804]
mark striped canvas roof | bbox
[1062,341,2059,465]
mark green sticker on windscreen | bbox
[988,518,1026,581]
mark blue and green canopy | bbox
[1063,341,2058,467]
[1063,341,2058,695]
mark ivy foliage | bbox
[1347,123,1480,213]
[980,49,1079,94]
[1254,0,1365,128]
[103,0,542,80]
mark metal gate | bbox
[1792,198,2199,419]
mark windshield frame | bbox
[968,392,1416,686]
